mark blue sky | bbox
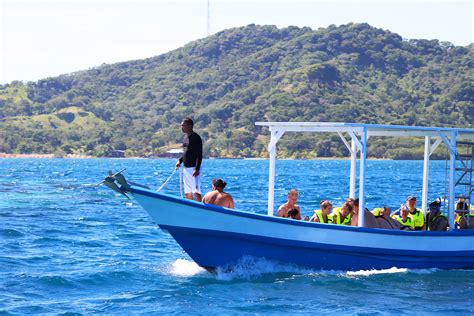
[0,0,472,84]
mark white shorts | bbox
[183,167,201,194]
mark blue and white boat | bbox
[112,122,474,271]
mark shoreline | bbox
[0,153,403,160]
[0,153,93,159]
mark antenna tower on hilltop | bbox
[207,0,211,36]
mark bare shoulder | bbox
[277,204,288,217]
[203,191,217,203]
[226,193,234,202]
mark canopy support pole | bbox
[422,136,431,213]
[348,131,362,200]
[350,140,357,199]
[267,129,284,216]
[358,128,367,227]
[337,131,357,198]
[448,131,458,229]
[422,137,443,212]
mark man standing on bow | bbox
[175,118,203,201]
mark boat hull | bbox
[130,186,474,271]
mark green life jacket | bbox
[427,213,448,231]
[329,209,351,225]
[455,213,474,224]
[455,213,474,222]
[408,208,424,230]
[314,209,332,224]
[431,213,447,223]
[392,214,415,229]
[372,208,383,217]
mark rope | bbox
[156,168,178,192]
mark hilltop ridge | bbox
[1,23,472,158]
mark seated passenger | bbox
[202,178,234,208]
[373,206,400,229]
[277,189,301,220]
[426,200,448,231]
[405,195,425,230]
[455,210,474,229]
[310,200,333,224]
[347,198,378,228]
[455,194,469,211]
[330,202,352,225]
[391,206,415,230]
[394,196,425,230]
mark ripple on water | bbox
[0,228,25,238]
[37,275,77,288]
[75,270,136,288]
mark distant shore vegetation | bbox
[1,23,472,159]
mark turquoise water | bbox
[1,158,473,314]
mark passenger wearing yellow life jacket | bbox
[404,195,425,230]
[310,200,333,224]
[391,206,415,230]
[329,202,352,225]
[455,210,474,229]
[455,194,470,212]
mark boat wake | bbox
[346,267,408,276]
[167,257,440,280]
[346,267,440,277]
[215,256,314,281]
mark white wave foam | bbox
[215,256,314,281]
[169,259,206,277]
[346,267,407,277]
[168,258,440,280]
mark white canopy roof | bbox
[256,121,474,229]
[255,122,474,140]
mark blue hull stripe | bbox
[160,225,474,271]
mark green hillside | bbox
[0,23,472,158]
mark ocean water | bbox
[1,158,473,315]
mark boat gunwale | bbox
[130,186,474,237]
